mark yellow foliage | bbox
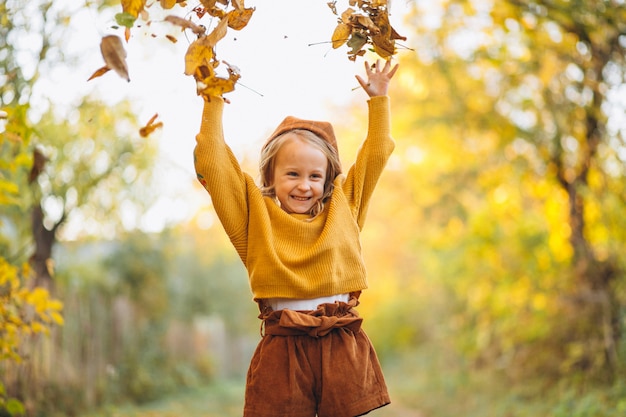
[0,257,64,363]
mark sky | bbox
[39,0,412,236]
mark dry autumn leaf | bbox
[196,61,240,98]
[100,35,130,81]
[332,22,351,49]
[184,38,214,75]
[227,7,254,30]
[139,113,163,138]
[327,0,406,61]
[204,12,230,45]
[160,0,177,9]
[164,15,206,36]
[87,66,112,81]
[121,0,146,18]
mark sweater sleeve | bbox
[193,97,250,262]
[342,95,395,230]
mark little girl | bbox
[194,59,399,417]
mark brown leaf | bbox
[184,37,214,75]
[100,35,130,81]
[164,15,206,36]
[370,10,401,58]
[139,113,163,138]
[350,14,379,34]
[87,65,112,81]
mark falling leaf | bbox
[100,35,130,81]
[87,66,112,81]
[164,15,206,36]
[204,14,230,46]
[200,0,218,8]
[227,7,254,30]
[139,113,163,138]
[160,0,177,9]
[332,22,351,49]
[121,0,146,18]
[347,31,367,54]
[231,0,245,10]
[328,1,407,61]
[115,11,137,28]
[165,34,178,43]
[327,1,338,15]
[350,14,379,34]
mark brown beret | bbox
[265,116,338,153]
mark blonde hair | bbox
[259,129,342,218]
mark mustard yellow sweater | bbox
[194,96,394,300]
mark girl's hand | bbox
[355,59,399,97]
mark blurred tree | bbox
[355,0,625,381]
[1,0,157,290]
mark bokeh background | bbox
[2,0,626,416]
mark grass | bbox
[84,348,626,417]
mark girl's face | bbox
[272,134,328,214]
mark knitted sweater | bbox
[194,96,394,300]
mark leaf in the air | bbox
[160,0,177,9]
[139,113,163,138]
[87,66,112,81]
[327,1,338,15]
[100,35,130,81]
[115,12,137,29]
[332,22,351,49]
[164,15,206,36]
[204,14,230,46]
[227,7,254,30]
[350,14,379,34]
[347,31,368,54]
[121,0,146,18]
[199,0,218,8]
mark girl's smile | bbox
[272,134,328,214]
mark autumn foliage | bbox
[89,0,404,102]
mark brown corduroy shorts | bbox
[243,294,390,417]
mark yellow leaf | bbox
[227,7,254,30]
[160,0,177,9]
[205,14,230,46]
[50,312,65,326]
[184,38,214,75]
[31,322,45,334]
[121,0,146,18]
[197,76,237,98]
[332,22,351,49]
